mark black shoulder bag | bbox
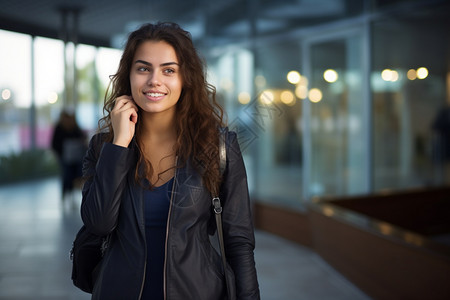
[70,221,110,293]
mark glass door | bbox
[301,25,371,200]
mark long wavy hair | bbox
[98,22,225,194]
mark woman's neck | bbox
[140,110,176,143]
[139,110,177,186]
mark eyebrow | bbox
[134,59,179,67]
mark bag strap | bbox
[218,128,227,178]
[212,128,232,297]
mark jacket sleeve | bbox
[80,133,135,236]
[221,131,260,299]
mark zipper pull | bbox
[212,197,222,214]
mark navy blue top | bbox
[141,178,173,300]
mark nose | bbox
[147,71,161,86]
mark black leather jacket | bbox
[81,131,260,299]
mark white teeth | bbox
[146,92,164,97]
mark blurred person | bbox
[431,101,450,184]
[51,110,86,202]
[80,22,260,299]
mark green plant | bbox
[0,148,60,184]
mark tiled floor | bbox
[0,177,371,300]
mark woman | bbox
[81,22,260,299]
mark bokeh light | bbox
[255,75,266,88]
[260,90,274,105]
[308,88,322,103]
[238,91,251,105]
[2,89,11,100]
[323,69,338,83]
[287,71,301,84]
[47,91,58,104]
[407,69,417,80]
[295,85,308,99]
[417,67,428,79]
[381,69,399,82]
[280,90,295,106]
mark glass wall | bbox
[34,36,65,150]
[302,27,370,199]
[0,30,32,154]
[0,31,122,156]
[0,30,121,183]
[75,44,123,136]
[75,44,99,132]
[371,5,450,189]
[208,48,257,191]
[209,41,304,207]
[251,40,304,207]
[207,0,450,209]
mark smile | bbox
[145,92,165,97]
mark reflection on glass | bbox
[307,35,367,198]
[378,222,393,235]
[323,206,335,217]
[373,12,449,189]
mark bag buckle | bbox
[212,197,222,214]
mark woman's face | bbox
[130,40,182,116]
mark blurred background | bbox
[0,0,449,299]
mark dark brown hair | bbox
[98,22,225,194]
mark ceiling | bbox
[0,0,449,66]
[0,0,361,49]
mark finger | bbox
[113,96,133,110]
[112,104,138,124]
[130,110,138,124]
[117,100,138,115]
[117,103,138,118]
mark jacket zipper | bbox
[139,182,147,300]
[163,157,178,300]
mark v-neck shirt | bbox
[141,177,173,300]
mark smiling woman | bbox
[79,22,260,300]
